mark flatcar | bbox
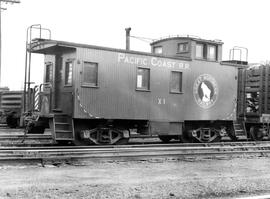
[24,27,245,145]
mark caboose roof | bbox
[29,39,191,61]
[150,36,223,46]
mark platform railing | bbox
[23,24,51,113]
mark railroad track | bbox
[0,134,54,147]
[1,141,270,164]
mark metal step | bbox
[54,115,69,123]
[54,137,74,141]
[55,122,70,131]
[53,113,74,141]
[233,121,247,136]
[55,130,73,139]
[52,109,63,113]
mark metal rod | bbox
[24,24,41,112]
[28,25,41,111]
[233,46,248,62]
[0,2,2,86]
[23,26,30,112]
[125,27,131,50]
[23,34,28,112]
[1,0,20,3]
[0,0,20,87]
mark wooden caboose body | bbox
[29,35,239,144]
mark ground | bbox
[1,157,270,199]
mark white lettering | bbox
[143,58,147,65]
[130,57,135,64]
[117,53,189,70]
[124,56,129,63]
[151,57,157,66]
[118,53,125,62]
[157,98,166,105]
[178,63,184,69]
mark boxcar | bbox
[237,63,270,140]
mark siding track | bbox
[1,141,270,163]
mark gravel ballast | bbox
[0,157,270,198]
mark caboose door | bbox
[52,55,74,116]
[59,58,74,116]
[53,55,63,110]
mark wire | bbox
[130,35,155,43]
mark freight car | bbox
[0,90,23,128]
[24,27,243,145]
[236,63,270,141]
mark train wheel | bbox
[227,126,238,141]
[188,128,222,143]
[249,126,264,141]
[158,135,172,143]
[212,135,222,142]
[115,138,129,145]
[6,114,19,128]
[57,140,73,146]
[73,133,95,145]
[80,127,130,145]
[180,131,193,143]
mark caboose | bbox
[26,27,240,144]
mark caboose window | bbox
[207,45,217,61]
[170,71,182,93]
[83,62,98,86]
[65,61,73,85]
[177,43,189,53]
[153,46,163,54]
[136,68,150,91]
[45,62,53,83]
[195,43,206,59]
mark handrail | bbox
[229,46,248,62]
[23,24,52,112]
[153,34,201,42]
[39,82,52,92]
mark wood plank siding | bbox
[39,39,238,123]
[74,48,189,121]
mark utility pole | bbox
[0,0,20,86]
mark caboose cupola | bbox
[150,36,223,62]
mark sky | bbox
[1,0,270,90]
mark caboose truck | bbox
[25,26,243,144]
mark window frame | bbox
[153,46,163,54]
[45,62,53,83]
[81,61,99,88]
[195,42,218,61]
[195,43,207,59]
[136,67,150,92]
[207,45,217,61]
[177,42,189,53]
[169,71,183,94]
[64,60,73,86]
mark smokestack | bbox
[125,27,131,50]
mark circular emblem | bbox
[193,74,218,109]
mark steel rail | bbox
[0,135,52,139]
[0,142,270,162]
[0,140,269,150]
